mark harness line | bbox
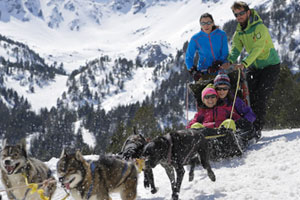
[22,173,49,200]
[228,68,241,122]
[186,82,189,128]
[0,177,57,200]
[226,68,244,153]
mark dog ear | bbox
[18,138,28,158]
[18,138,27,151]
[75,150,84,161]
[139,133,146,142]
[2,138,7,148]
[133,126,138,135]
[59,148,67,159]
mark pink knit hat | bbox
[201,87,217,101]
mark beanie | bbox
[214,74,231,87]
[201,87,217,101]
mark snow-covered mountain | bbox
[0,1,300,198]
[0,0,184,28]
[1,0,288,112]
[0,0,300,157]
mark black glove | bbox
[188,65,197,75]
[193,71,202,82]
[208,60,223,74]
[188,66,202,82]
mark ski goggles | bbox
[215,87,230,91]
[204,94,217,99]
[200,21,213,26]
[234,10,247,17]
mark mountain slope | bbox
[0,0,281,112]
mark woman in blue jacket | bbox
[185,13,229,81]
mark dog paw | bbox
[172,193,179,200]
[151,187,157,194]
[208,170,216,182]
[189,173,194,182]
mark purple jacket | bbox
[224,97,256,123]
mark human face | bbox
[203,94,217,108]
[215,85,230,99]
[200,17,214,34]
[233,8,250,25]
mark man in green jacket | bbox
[222,1,280,140]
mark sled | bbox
[187,66,254,160]
[203,127,246,160]
[188,66,250,108]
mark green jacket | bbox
[228,9,280,69]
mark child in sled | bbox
[187,87,241,130]
[213,74,257,141]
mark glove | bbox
[188,66,202,82]
[188,65,197,75]
[208,60,223,74]
[193,71,202,82]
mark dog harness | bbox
[182,130,197,165]
[86,162,96,199]
[164,131,199,165]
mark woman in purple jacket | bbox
[213,73,256,123]
[214,73,257,140]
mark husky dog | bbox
[118,131,157,194]
[0,139,57,200]
[57,149,138,200]
[142,129,216,200]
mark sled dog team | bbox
[0,0,280,199]
[0,139,139,200]
[0,131,216,200]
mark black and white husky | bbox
[0,139,57,200]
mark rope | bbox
[228,68,241,123]
[226,68,243,153]
[0,176,70,200]
[61,190,70,200]
[205,134,227,139]
[22,173,50,200]
[185,82,189,128]
[0,178,55,194]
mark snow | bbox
[101,67,156,111]
[0,0,274,112]
[1,129,300,199]
[74,121,96,148]
[5,74,68,112]
[0,1,300,198]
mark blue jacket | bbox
[185,28,229,72]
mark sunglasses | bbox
[215,87,230,91]
[234,10,247,17]
[204,94,217,99]
[200,21,213,26]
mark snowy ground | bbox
[1,128,300,199]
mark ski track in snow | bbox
[1,129,300,199]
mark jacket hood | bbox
[236,9,262,32]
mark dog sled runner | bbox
[201,127,248,160]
